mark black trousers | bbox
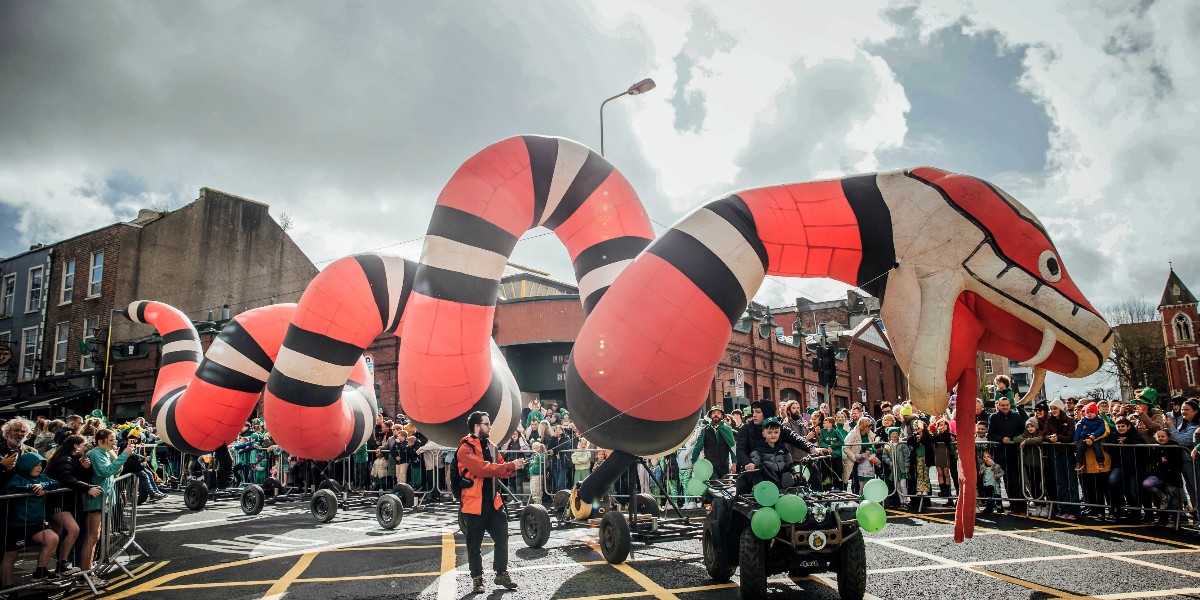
[462,508,508,578]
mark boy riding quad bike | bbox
[701,452,872,600]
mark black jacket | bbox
[736,422,816,468]
[45,454,96,515]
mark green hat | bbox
[90,409,105,419]
[886,427,901,436]
[762,417,782,428]
[742,407,752,417]
[708,406,725,418]
[1136,387,1158,403]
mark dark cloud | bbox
[670,7,735,133]
[871,22,1053,180]
[0,1,660,272]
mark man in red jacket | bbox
[457,411,525,594]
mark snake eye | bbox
[1038,250,1061,283]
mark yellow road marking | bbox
[585,541,678,600]
[262,552,317,599]
[63,561,166,600]
[436,532,457,600]
[970,566,1097,599]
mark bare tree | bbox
[278,211,294,232]
[1099,297,1168,396]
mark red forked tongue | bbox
[954,367,978,542]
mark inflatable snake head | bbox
[878,168,1113,415]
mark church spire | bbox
[1159,267,1197,309]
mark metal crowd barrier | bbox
[0,472,146,597]
[1020,441,1198,528]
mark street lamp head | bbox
[626,78,656,95]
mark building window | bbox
[60,259,75,304]
[1186,356,1196,388]
[1175,313,1193,342]
[25,266,44,313]
[88,251,104,297]
[984,358,993,375]
[81,316,99,371]
[1,274,13,317]
[0,331,9,385]
[53,322,69,375]
[19,326,38,381]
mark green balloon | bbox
[691,459,714,480]
[856,501,887,533]
[752,481,780,506]
[686,477,708,497]
[861,478,888,504]
[775,494,808,523]
[751,507,782,540]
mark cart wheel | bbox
[263,477,280,504]
[311,489,338,523]
[598,512,631,564]
[241,484,266,515]
[392,483,417,509]
[702,512,735,582]
[520,504,551,548]
[633,493,662,517]
[552,490,571,520]
[318,479,343,495]
[183,480,208,511]
[738,528,768,600]
[376,495,404,530]
[835,532,867,600]
[169,477,180,492]
[569,487,594,521]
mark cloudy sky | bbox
[2,1,1197,396]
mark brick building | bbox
[0,188,315,420]
[1159,268,1199,398]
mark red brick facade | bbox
[1161,304,1199,397]
[493,297,584,345]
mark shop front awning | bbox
[0,389,94,415]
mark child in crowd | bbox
[974,422,1001,515]
[2,452,61,588]
[527,442,545,505]
[818,414,847,488]
[1143,429,1182,525]
[1107,416,1145,520]
[1074,402,1110,470]
[930,418,956,505]
[571,440,593,485]
[881,427,910,508]
[906,420,934,511]
[1014,417,1046,517]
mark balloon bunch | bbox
[688,459,715,497]
[856,478,889,533]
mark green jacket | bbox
[352,443,369,464]
[84,447,131,512]
[818,427,848,459]
[527,452,542,476]
[5,452,59,525]
[690,423,736,464]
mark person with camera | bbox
[456,411,525,594]
[80,429,134,584]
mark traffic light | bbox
[822,346,838,387]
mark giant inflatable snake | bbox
[129,136,1113,542]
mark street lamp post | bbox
[600,78,656,156]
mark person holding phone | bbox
[79,429,133,584]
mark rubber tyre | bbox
[520,504,552,548]
[738,527,768,600]
[183,480,209,511]
[311,489,338,523]
[835,532,867,600]
[552,490,571,520]
[598,511,631,564]
[392,483,417,509]
[376,495,403,530]
[263,477,281,504]
[633,493,662,517]
[240,484,265,515]
[318,479,343,495]
[702,512,736,582]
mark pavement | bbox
[41,492,1200,600]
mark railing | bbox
[0,472,146,597]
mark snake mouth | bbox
[969,292,1080,376]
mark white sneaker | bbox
[682,502,697,509]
